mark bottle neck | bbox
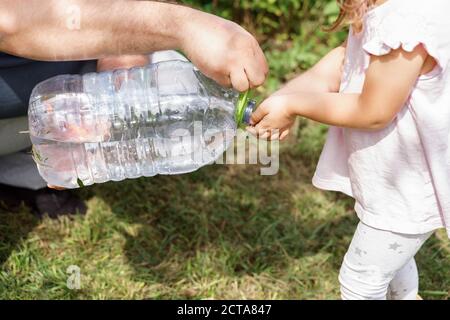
[235,91,256,128]
[242,100,256,126]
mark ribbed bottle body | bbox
[28,61,238,188]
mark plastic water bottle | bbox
[28,60,255,188]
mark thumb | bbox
[250,102,268,126]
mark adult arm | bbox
[0,0,268,90]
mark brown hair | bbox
[328,0,378,31]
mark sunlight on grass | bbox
[1,123,448,299]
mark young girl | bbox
[249,0,450,300]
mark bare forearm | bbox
[252,46,427,138]
[0,0,192,61]
[281,47,426,131]
[285,92,392,130]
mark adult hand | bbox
[180,11,269,92]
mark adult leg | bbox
[0,116,47,190]
[0,60,95,215]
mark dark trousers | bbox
[0,57,96,189]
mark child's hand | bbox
[247,95,295,141]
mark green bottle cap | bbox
[235,91,256,128]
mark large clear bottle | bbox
[28,60,255,188]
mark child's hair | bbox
[329,0,377,31]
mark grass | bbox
[0,122,448,300]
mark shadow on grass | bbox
[0,123,447,299]
[83,141,360,297]
[82,128,448,299]
[0,206,39,265]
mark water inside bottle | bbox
[29,91,236,188]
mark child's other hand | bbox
[247,95,295,141]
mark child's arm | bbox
[250,45,432,140]
[275,42,346,95]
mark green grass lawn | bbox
[0,122,448,300]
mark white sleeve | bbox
[362,0,449,72]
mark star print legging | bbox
[339,222,433,300]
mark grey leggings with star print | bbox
[339,222,434,300]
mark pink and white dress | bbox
[313,0,450,237]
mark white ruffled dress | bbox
[313,0,450,237]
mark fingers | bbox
[253,122,270,139]
[257,127,281,141]
[244,44,269,88]
[216,53,267,91]
[280,129,290,141]
[246,126,257,137]
[246,125,269,139]
[256,46,270,76]
[230,68,250,92]
[211,73,232,88]
[245,123,269,138]
[247,126,283,141]
[246,122,290,141]
[244,65,266,89]
[258,129,271,140]
[224,63,266,92]
[271,130,281,141]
